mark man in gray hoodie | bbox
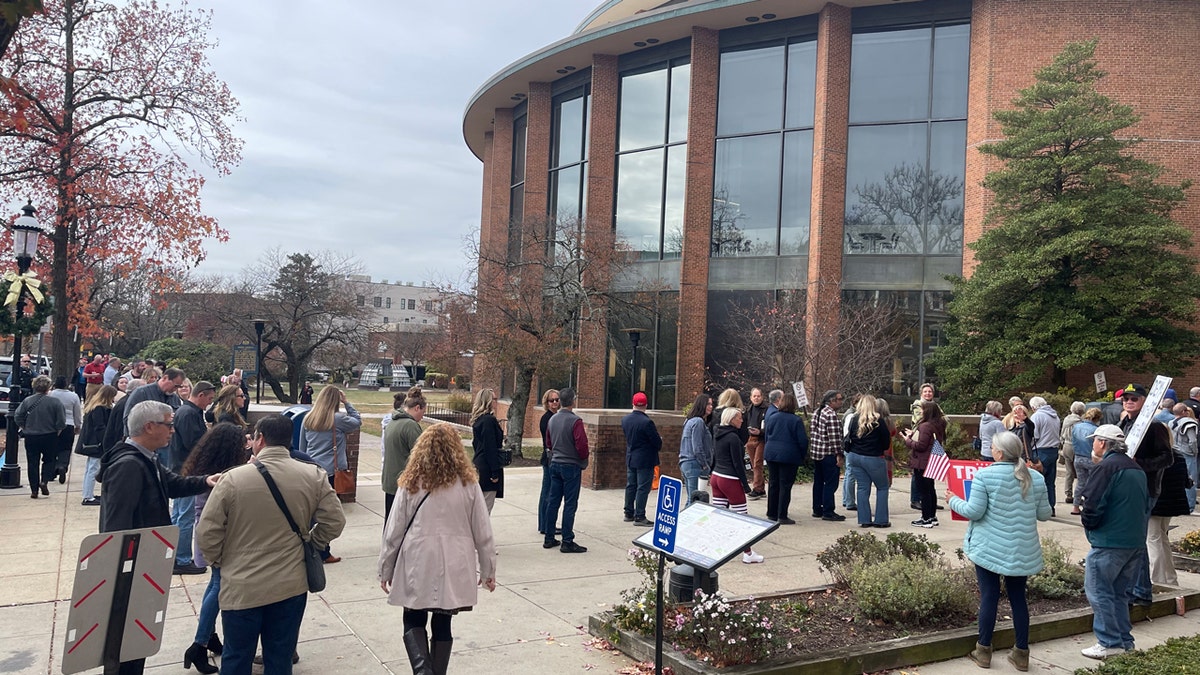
[1030,396,1062,514]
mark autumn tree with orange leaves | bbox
[0,0,241,378]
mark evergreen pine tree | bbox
[930,40,1198,407]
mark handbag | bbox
[254,460,326,593]
[499,444,514,467]
[332,426,356,494]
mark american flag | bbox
[925,439,951,482]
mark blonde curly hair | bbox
[397,424,478,494]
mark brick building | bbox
[463,0,1200,414]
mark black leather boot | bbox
[403,627,433,675]
[431,639,453,675]
[183,642,218,674]
[205,632,222,655]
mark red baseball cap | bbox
[632,392,648,406]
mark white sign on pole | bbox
[1126,375,1172,457]
[1094,371,1107,394]
[792,381,809,407]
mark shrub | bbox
[445,392,472,413]
[1028,537,1086,600]
[609,549,667,636]
[849,556,974,626]
[1178,529,1200,556]
[816,531,942,586]
[672,590,779,667]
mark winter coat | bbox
[298,402,362,476]
[378,481,496,611]
[383,409,422,495]
[15,392,65,437]
[1072,420,1098,459]
[763,410,808,465]
[979,413,1004,459]
[904,417,947,471]
[948,461,1052,577]
[621,410,662,470]
[472,412,505,498]
[74,406,112,458]
[1031,405,1061,449]
[679,416,713,471]
[100,441,209,532]
[844,415,891,458]
[1079,451,1149,549]
[712,425,750,492]
[1170,416,1198,458]
[1152,453,1190,518]
[1007,420,1035,459]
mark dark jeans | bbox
[538,460,553,533]
[976,565,1028,648]
[24,432,56,489]
[624,466,654,519]
[221,592,307,675]
[766,461,798,520]
[55,424,74,473]
[915,468,936,520]
[545,462,582,545]
[811,455,840,516]
[1034,447,1058,508]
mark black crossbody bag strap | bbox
[400,492,431,546]
[254,460,308,543]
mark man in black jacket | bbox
[621,392,662,526]
[744,388,769,499]
[99,400,217,675]
[167,380,217,574]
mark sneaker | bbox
[560,541,588,553]
[822,513,846,522]
[173,563,207,576]
[81,497,101,506]
[623,515,634,522]
[742,551,764,564]
[253,651,300,665]
[747,491,763,501]
[632,517,653,526]
[1081,643,1126,659]
[543,539,561,549]
[910,518,928,526]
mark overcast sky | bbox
[193,0,600,286]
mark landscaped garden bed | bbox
[591,532,1200,675]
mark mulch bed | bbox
[683,587,1088,663]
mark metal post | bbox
[0,258,30,489]
[655,551,665,674]
[253,320,266,404]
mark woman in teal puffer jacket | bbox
[946,431,1052,672]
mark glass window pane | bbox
[844,123,928,255]
[717,45,785,136]
[616,149,665,260]
[508,185,524,261]
[653,292,679,409]
[663,145,686,259]
[712,135,782,257]
[849,28,932,124]
[784,40,817,129]
[927,121,967,254]
[553,96,585,168]
[584,93,592,160]
[551,165,583,223]
[932,24,970,119]
[780,130,813,255]
[668,63,691,144]
[619,69,668,151]
[511,116,527,185]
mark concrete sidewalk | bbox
[3,433,1199,674]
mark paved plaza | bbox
[3,428,1200,674]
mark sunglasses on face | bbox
[549,398,560,403]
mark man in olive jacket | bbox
[197,415,345,675]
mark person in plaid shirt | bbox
[810,390,846,521]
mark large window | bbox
[614,60,690,260]
[843,23,969,257]
[712,38,816,257]
[550,89,590,224]
[604,292,679,409]
[508,110,528,262]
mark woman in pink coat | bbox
[379,424,497,675]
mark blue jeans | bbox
[1035,447,1058,508]
[538,461,553,533]
[624,466,654,520]
[1074,456,1095,498]
[811,454,839,516]
[221,592,307,675]
[194,566,220,643]
[1186,455,1198,512]
[680,459,703,503]
[545,463,582,545]
[81,456,100,499]
[976,565,1028,648]
[843,466,857,508]
[1131,496,1158,602]
[172,495,196,565]
[1085,547,1140,649]
[847,453,889,526]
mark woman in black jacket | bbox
[1148,452,1190,586]
[844,395,894,528]
[75,385,117,506]
[470,388,505,514]
[710,407,764,564]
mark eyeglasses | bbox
[152,421,175,429]
[548,398,560,403]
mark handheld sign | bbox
[654,476,682,554]
[1126,375,1172,457]
[946,460,992,521]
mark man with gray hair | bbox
[1029,396,1061,514]
[99,400,218,674]
[1076,424,1149,660]
[1182,387,1200,419]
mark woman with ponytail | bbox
[945,431,1051,672]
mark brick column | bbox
[577,54,619,409]
[962,0,996,278]
[806,4,851,391]
[675,27,718,406]
[523,82,552,225]
[474,108,515,393]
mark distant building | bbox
[346,275,444,332]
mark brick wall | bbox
[576,409,686,490]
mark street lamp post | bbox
[252,319,266,405]
[0,202,44,490]
[622,328,644,405]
